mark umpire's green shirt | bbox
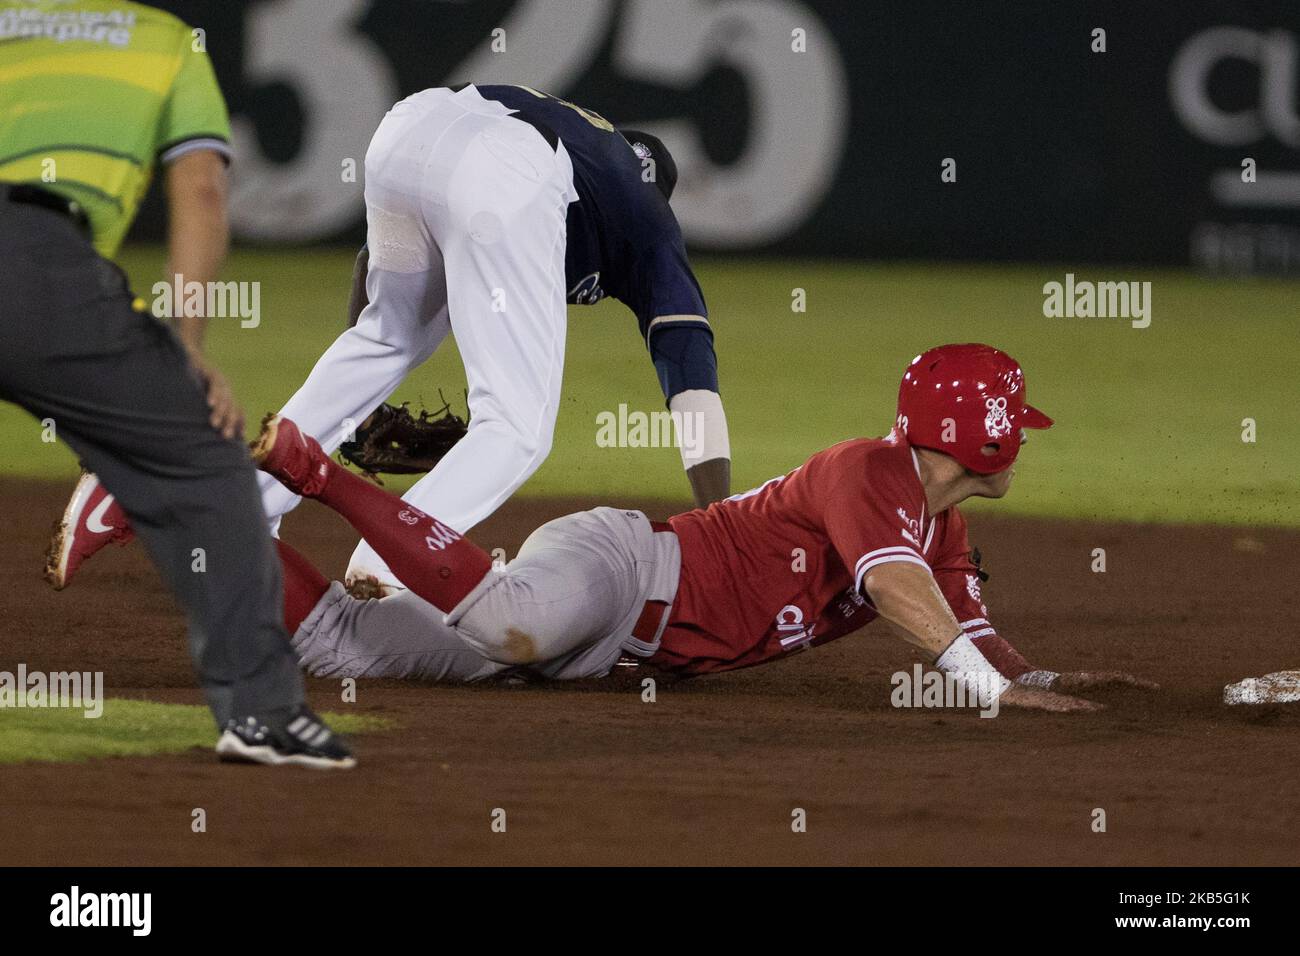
[0,0,232,257]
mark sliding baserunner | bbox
[255,344,1152,708]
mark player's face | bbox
[971,435,1023,498]
[978,465,1015,498]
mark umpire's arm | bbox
[164,150,242,438]
[155,30,242,436]
[166,150,229,353]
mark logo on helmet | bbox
[983,397,1012,439]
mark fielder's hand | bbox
[1049,671,1160,693]
[999,683,1104,713]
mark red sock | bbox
[275,539,330,633]
[313,462,492,611]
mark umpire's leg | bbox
[0,197,303,728]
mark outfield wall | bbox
[133,0,1300,274]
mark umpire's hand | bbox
[186,348,245,439]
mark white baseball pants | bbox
[257,86,577,590]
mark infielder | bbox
[254,344,1151,707]
[60,83,731,599]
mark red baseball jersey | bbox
[652,433,1034,677]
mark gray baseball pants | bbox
[292,508,680,682]
[0,189,303,727]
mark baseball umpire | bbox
[251,344,1155,707]
[0,0,352,767]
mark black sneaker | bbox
[215,704,357,769]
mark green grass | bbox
[4,246,1297,525]
[0,698,390,765]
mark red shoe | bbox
[45,471,135,590]
[250,414,332,497]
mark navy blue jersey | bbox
[470,84,708,339]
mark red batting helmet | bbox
[895,344,1053,474]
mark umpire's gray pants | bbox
[293,508,680,682]
[0,192,304,727]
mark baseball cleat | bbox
[44,471,134,590]
[250,414,332,498]
[215,704,356,769]
[1223,670,1300,706]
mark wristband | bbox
[936,633,1012,700]
[669,389,730,469]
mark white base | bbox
[1223,670,1300,705]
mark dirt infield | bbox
[1,476,1296,866]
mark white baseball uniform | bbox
[260,84,724,592]
[258,86,577,587]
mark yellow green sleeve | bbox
[156,33,232,164]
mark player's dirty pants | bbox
[292,509,680,682]
[257,85,577,593]
[0,190,303,728]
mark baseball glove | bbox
[338,400,467,477]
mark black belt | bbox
[4,183,92,236]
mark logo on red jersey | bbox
[896,507,922,547]
[837,586,868,619]
[775,605,816,651]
